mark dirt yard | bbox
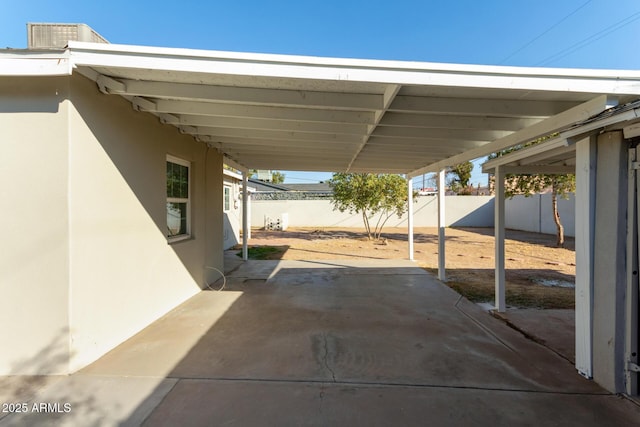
[243,226,576,309]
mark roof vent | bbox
[27,23,108,49]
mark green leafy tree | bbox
[447,161,474,194]
[329,173,411,240]
[488,138,575,247]
[271,171,285,184]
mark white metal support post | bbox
[437,170,446,281]
[494,165,506,312]
[407,177,414,261]
[575,135,596,378]
[247,189,252,240]
[242,170,249,261]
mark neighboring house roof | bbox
[283,183,332,192]
[247,179,332,193]
[248,178,291,192]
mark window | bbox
[166,156,190,241]
[224,186,231,211]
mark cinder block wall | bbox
[505,194,575,237]
[250,196,495,228]
[250,195,576,238]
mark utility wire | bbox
[499,0,594,64]
[536,10,640,66]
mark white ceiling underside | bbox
[59,42,640,175]
[482,100,640,175]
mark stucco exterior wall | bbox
[0,77,72,374]
[1,74,224,375]
[223,176,241,250]
[66,75,223,371]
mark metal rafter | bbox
[346,84,401,172]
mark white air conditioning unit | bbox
[27,23,108,49]
[264,213,289,231]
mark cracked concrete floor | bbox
[3,259,640,426]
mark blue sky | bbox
[3,0,639,185]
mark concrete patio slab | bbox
[2,259,639,426]
[494,308,575,363]
[0,376,176,427]
[143,379,636,427]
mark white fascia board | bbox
[67,42,640,95]
[0,51,72,76]
[223,168,243,181]
[67,41,640,80]
[623,121,640,139]
[222,155,249,173]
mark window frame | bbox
[166,155,191,243]
[224,185,231,212]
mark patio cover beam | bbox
[408,95,617,178]
[347,84,400,172]
[163,115,369,135]
[104,79,386,111]
[151,99,378,124]
[389,96,580,118]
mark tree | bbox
[329,173,411,240]
[488,139,575,247]
[447,161,474,194]
[271,171,285,184]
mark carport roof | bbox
[4,41,640,175]
[482,99,640,175]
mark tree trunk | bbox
[362,211,372,240]
[552,192,564,247]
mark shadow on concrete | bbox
[282,246,391,260]
[63,260,640,425]
[0,330,111,427]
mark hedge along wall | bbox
[250,194,576,237]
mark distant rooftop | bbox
[283,183,332,192]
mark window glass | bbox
[167,202,188,237]
[224,186,231,211]
[166,157,190,240]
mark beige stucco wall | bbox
[223,175,241,250]
[0,77,72,374]
[0,74,224,374]
[67,75,223,371]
